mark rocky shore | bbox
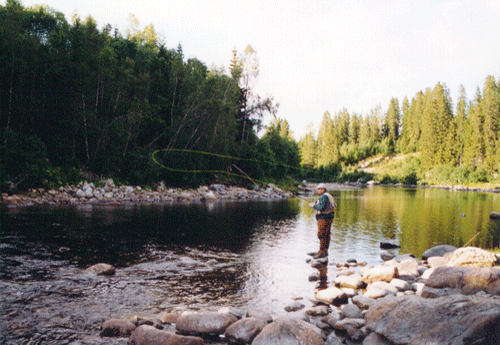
[1,180,292,208]
[95,245,500,345]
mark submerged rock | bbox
[175,311,237,336]
[252,316,325,345]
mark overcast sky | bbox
[8,0,500,139]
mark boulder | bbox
[252,316,325,345]
[352,295,375,309]
[247,309,273,323]
[425,266,500,295]
[315,287,349,306]
[427,256,449,268]
[362,266,398,284]
[366,295,500,345]
[380,240,400,249]
[490,212,500,220]
[101,319,136,337]
[447,247,498,267]
[396,259,420,279]
[159,313,180,324]
[362,332,393,345]
[86,263,116,276]
[175,312,237,336]
[224,317,267,344]
[326,332,344,345]
[422,245,456,260]
[129,325,203,345]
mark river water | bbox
[1,186,499,344]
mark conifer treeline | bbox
[1,1,292,190]
[299,77,500,179]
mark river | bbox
[1,186,499,344]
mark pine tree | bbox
[316,111,338,167]
[464,88,484,166]
[455,85,468,166]
[298,123,316,168]
[481,76,500,170]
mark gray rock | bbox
[366,294,500,345]
[252,316,325,345]
[224,317,266,344]
[218,306,247,319]
[306,305,330,316]
[326,331,344,345]
[285,301,305,312]
[321,313,341,327]
[422,245,457,260]
[333,318,366,331]
[129,325,203,345]
[425,266,500,295]
[352,295,375,309]
[447,246,498,267]
[341,304,364,319]
[362,332,393,345]
[247,309,273,323]
[101,319,136,337]
[175,312,237,335]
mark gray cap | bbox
[316,183,327,190]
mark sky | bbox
[7,0,500,139]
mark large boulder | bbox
[424,266,500,295]
[129,325,204,345]
[175,312,237,336]
[251,316,325,345]
[447,247,498,267]
[421,245,456,260]
[224,317,267,344]
[366,294,500,345]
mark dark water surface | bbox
[1,186,499,344]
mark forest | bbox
[1,1,499,193]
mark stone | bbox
[252,316,325,345]
[447,246,498,267]
[396,259,420,278]
[490,212,500,220]
[425,266,500,295]
[159,313,180,324]
[352,295,375,309]
[333,318,366,331]
[86,263,116,275]
[218,306,247,319]
[307,305,331,317]
[341,304,364,319]
[389,278,411,292]
[335,274,366,289]
[321,313,341,327]
[362,266,398,284]
[175,311,237,335]
[362,332,393,345]
[326,332,344,345]
[247,309,273,323]
[101,319,136,337]
[380,240,400,249]
[366,295,500,345]
[421,245,457,260]
[129,325,203,345]
[285,301,305,312]
[224,317,267,344]
[428,256,449,268]
[363,286,395,299]
[315,287,349,306]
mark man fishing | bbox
[309,183,336,259]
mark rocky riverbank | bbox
[1,180,292,208]
[96,245,500,345]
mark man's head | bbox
[316,183,327,194]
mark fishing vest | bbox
[316,192,337,215]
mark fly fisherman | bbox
[308,183,336,259]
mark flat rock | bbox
[366,294,500,345]
[129,325,204,345]
[335,274,366,289]
[175,311,237,335]
[315,287,349,306]
[252,316,325,345]
[362,266,398,284]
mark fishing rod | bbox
[151,148,313,201]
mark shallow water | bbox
[1,186,499,344]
